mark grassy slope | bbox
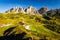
[0,13,60,40]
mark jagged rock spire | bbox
[5,6,41,15]
[25,6,39,15]
[5,6,25,13]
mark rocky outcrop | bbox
[47,9,56,16]
[38,7,48,15]
[25,6,39,15]
[47,9,60,16]
[5,7,25,13]
[5,6,40,15]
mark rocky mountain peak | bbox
[25,6,39,15]
[5,6,25,13]
[5,6,42,15]
[38,7,48,14]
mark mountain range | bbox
[0,6,60,40]
[5,6,60,17]
[5,6,47,15]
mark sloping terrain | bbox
[0,13,60,40]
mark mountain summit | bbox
[5,6,40,15]
[38,7,48,15]
[5,6,25,13]
[25,6,39,15]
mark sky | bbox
[0,0,60,12]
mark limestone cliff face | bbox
[5,7,25,13]
[5,6,43,15]
[25,6,39,15]
[5,6,39,14]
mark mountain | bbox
[5,7,25,13]
[0,13,60,40]
[25,6,39,15]
[0,6,60,40]
[5,6,60,16]
[38,7,48,15]
[47,9,60,16]
[5,6,40,15]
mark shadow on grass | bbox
[0,27,48,40]
[3,27,16,36]
[0,27,27,40]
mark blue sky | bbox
[0,0,60,12]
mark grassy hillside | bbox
[0,13,60,40]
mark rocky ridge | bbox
[5,6,60,16]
